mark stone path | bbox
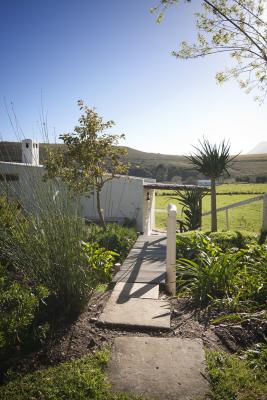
[98,234,170,329]
[98,233,209,400]
[107,337,209,400]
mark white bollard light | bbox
[166,204,177,296]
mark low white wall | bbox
[80,176,145,231]
[0,163,150,232]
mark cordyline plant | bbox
[44,101,129,228]
[170,187,208,231]
[186,138,238,231]
[153,0,267,102]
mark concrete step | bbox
[107,337,209,400]
[98,295,170,330]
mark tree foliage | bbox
[186,138,237,178]
[44,101,128,227]
[186,138,237,231]
[153,0,267,101]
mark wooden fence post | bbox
[166,204,177,296]
[263,193,267,231]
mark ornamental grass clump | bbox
[0,178,115,318]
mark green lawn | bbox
[155,183,267,231]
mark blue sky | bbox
[0,0,266,154]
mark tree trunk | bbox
[96,188,106,229]
[211,178,217,232]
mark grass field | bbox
[155,183,267,232]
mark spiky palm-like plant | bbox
[186,139,238,232]
[171,187,207,231]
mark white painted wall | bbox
[80,175,146,231]
[0,162,156,233]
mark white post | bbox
[166,204,177,296]
[263,193,267,231]
[225,209,229,230]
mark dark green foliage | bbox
[206,347,267,400]
[87,223,138,263]
[209,230,258,250]
[170,188,207,230]
[0,264,49,356]
[176,232,267,309]
[0,350,143,400]
[176,230,258,259]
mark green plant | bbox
[44,100,128,228]
[209,230,258,250]
[186,138,238,231]
[176,232,221,261]
[206,348,267,400]
[0,350,143,400]
[170,188,207,230]
[87,223,138,263]
[176,233,267,310]
[0,264,49,355]
[0,184,116,318]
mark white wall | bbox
[80,175,146,231]
[0,163,154,232]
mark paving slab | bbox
[112,269,165,284]
[112,282,159,299]
[107,337,209,400]
[98,297,170,329]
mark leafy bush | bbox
[176,230,258,259]
[0,350,143,400]
[87,223,138,263]
[209,230,258,250]
[206,347,267,400]
[0,187,116,318]
[176,231,221,261]
[176,233,267,309]
[0,264,49,355]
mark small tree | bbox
[44,100,128,228]
[186,138,237,231]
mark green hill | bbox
[1,141,267,182]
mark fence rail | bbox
[202,195,264,217]
[202,194,266,231]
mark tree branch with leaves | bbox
[152,0,267,101]
[186,138,238,231]
[44,101,129,229]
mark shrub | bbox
[0,264,49,356]
[209,230,258,250]
[87,223,138,263]
[176,231,221,261]
[0,185,116,318]
[0,350,142,400]
[176,233,267,310]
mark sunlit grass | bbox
[155,184,266,231]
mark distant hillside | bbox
[1,141,267,182]
[124,147,267,182]
[247,142,267,154]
